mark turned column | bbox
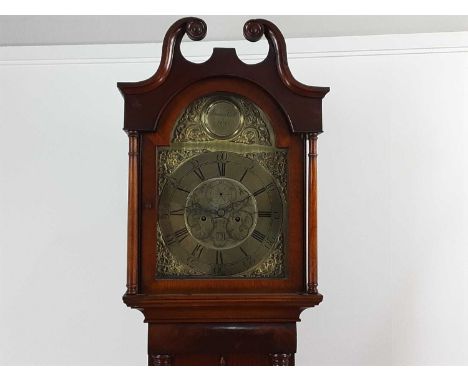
[307,133,318,294]
[126,131,140,295]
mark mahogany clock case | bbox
[118,17,329,366]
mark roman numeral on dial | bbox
[258,210,272,218]
[170,208,185,216]
[216,152,228,177]
[217,162,226,177]
[193,167,205,181]
[214,250,224,275]
[174,227,189,242]
[190,160,206,181]
[190,244,204,259]
[252,230,266,242]
[216,250,224,265]
[165,235,176,246]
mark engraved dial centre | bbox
[185,177,257,250]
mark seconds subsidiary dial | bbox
[158,151,284,277]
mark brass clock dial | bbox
[156,92,287,278]
[158,151,284,277]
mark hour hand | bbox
[185,203,206,215]
[186,203,217,217]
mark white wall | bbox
[1,32,467,365]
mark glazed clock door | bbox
[137,78,308,294]
[156,93,287,279]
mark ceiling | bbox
[1,15,468,46]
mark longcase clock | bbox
[118,17,329,366]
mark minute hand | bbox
[225,194,254,213]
